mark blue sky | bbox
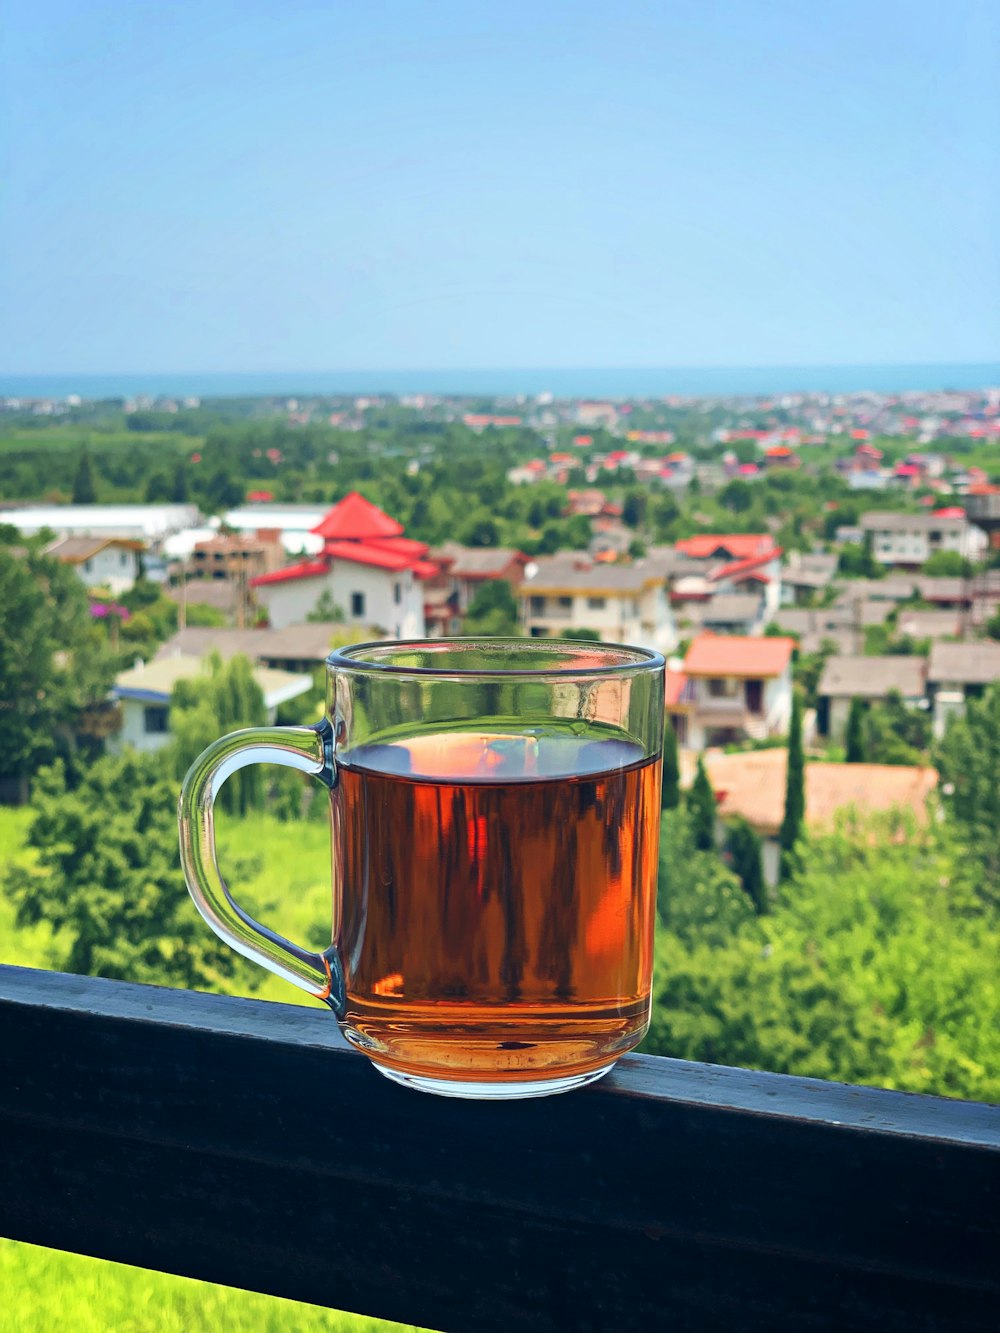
[1,0,998,374]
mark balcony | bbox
[1,964,997,1332]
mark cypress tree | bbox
[779,691,806,880]
[727,817,767,914]
[72,448,96,504]
[688,753,716,852]
[845,696,866,763]
[661,716,681,809]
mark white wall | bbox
[73,546,139,593]
[521,586,676,653]
[107,700,172,755]
[258,562,425,637]
[870,524,986,566]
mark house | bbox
[222,504,327,556]
[188,532,285,582]
[690,748,937,886]
[780,552,839,605]
[674,534,783,613]
[859,511,987,569]
[424,544,531,634]
[667,634,795,750]
[250,492,436,635]
[926,641,1000,738]
[767,606,860,656]
[518,555,676,654]
[675,592,767,638]
[895,608,964,642]
[156,623,363,674]
[108,656,313,755]
[43,535,143,593]
[816,656,927,739]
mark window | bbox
[530,596,545,614]
[393,582,402,605]
[707,677,739,699]
[557,596,572,610]
[351,592,366,617]
[120,551,129,567]
[587,597,606,610]
[143,707,169,734]
[82,560,92,574]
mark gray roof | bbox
[771,607,854,635]
[156,622,351,665]
[818,655,927,700]
[895,609,964,639]
[701,593,765,624]
[432,543,526,577]
[927,641,1000,685]
[834,577,917,604]
[914,577,970,603]
[522,556,663,594]
[44,534,142,561]
[860,510,967,533]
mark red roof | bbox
[311,492,404,541]
[664,668,688,707]
[676,534,775,560]
[894,464,920,477]
[711,547,783,582]
[684,634,796,678]
[251,559,329,587]
[765,445,793,458]
[933,506,966,519]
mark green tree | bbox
[169,654,268,815]
[171,458,190,502]
[661,716,681,810]
[688,754,716,852]
[845,696,866,762]
[562,626,602,642]
[463,579,519,635]
[922,550,970,577]
[779,692,805,879]
[6,753,251,990]
[0,544,117,785]
[936,681,1000,905]
[726,817,767,913]
[307,588,345,623]
[458,512,500,547]
[72,447,97,504]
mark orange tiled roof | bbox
[683,633,795,678]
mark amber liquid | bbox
[332,732,661,1084]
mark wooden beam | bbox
[1,965,998,1332]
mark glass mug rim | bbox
[327,635,666,679]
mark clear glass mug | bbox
[179,638,665,1099]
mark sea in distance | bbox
[1,362,998,401]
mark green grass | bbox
[0,810,428,1331]
[0,1240,427,1333]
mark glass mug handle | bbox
[177,721,343,1011]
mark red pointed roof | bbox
[311,491,404,541]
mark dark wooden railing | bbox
[1,964,998,1332]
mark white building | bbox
[927,641,1000,739]
[250,492,433,637]
[517,554,677,654]
[859,511,987,568]
[3,503,201,546]
[222,504,327,556]
[44,535,142,594]
[667,634,795,750]
[108,656,312,754]
[816,655,928,740]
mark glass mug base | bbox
[372,1062,616,1100]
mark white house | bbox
[44,535,143,593]
[250,492,434,637]
[674,534,784,614]
[667,633,795,750]
[222,504,327,556]
[860,510,987,568]
[926,641,1000,739]
[108,656,313,754]
[816,655,928,740]
[517,554,677,654]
